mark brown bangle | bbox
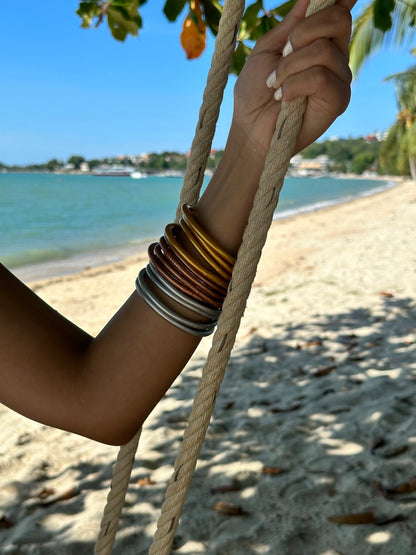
[165,224,229,290]
[150,243,223,309]
[159,237,227,300]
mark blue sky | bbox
[0,0,414,165]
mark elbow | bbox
[93,425,143,447]
[73,410,146,446]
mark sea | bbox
[0,172,396,281]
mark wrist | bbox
[195,122,266,257]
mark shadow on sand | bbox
[1,295,415,554]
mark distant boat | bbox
[92,165,135,177]
[131,170,146,179]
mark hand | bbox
[231,0,355,164]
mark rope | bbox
[149,1,333,553]
[175,0,246,220]
[94,430,142,553]
[95,0,334,552]
[95,1,244,552]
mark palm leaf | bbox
[350,0,416,77]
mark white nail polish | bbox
[283,39,293,58]
[266,70,277,88]
[274,87,282,102]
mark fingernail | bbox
[266,69,277,88]
[274,87,282,102]
[283,39,293,58]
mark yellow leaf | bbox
[180,0,206,60]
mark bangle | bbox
[135,204,235,336]
[180,218,232,281]
[181,204,236,267]
[135,269,216,337]
[146,262,220,320]
[149,243,223,309]
[160,236,228,298]
[165,224,229,290]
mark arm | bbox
[0,0,354,445]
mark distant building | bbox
[290,154,329,176]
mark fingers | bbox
[290,4,352,57]
[266,37,352,96]
[280,66,351,116]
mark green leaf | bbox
[202,0,222,36]
[246,14,279,41]
[231,42,252,75]
[76,1,102,29]
[244,0,263,29]
[163,0,187,22]
[271,0,296,19]
[373,0,395,31]
[106,1,142,41]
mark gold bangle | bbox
[182,204,236,267]
[164,224,229,290]
[180,218,232,281]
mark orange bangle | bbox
[164,224,229,290]
[182,204,236,267]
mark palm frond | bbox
[350,0,416,77]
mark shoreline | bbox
[10,174,400,284]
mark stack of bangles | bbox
[135,203,236,337]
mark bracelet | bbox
[180,218,232,281]
[159,236,228,298]
[182,204,236,266]
[135,269,216,337]
[149,243,223,309]
[135,204,235,337]
[146,262,220,320]
[165,224,229,290]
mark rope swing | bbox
[95,0,334,552]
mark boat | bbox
[131,170,146,179]
[92,165,135,177]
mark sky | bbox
[0,0,414,165]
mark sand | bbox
[1,180,415,554]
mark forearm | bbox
[0,137,262,446]
[196,122,266,256]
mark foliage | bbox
[302,137,381,174]
[67,155,86,169]
[76,0,416,76]
[350,0,416,76]
[379,64,416,177]
[76,0,144,41]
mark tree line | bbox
[1,135,411,176]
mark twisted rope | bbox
[175,0,246,219]
[95,430,141,553]
[95,0,333,552]
[95,1,244,552]
[149,0,333,552]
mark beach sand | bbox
[1,180,415,554]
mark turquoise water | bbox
[0,172,393,278]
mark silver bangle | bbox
[146,261,220,320]
[135,269,216,337]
